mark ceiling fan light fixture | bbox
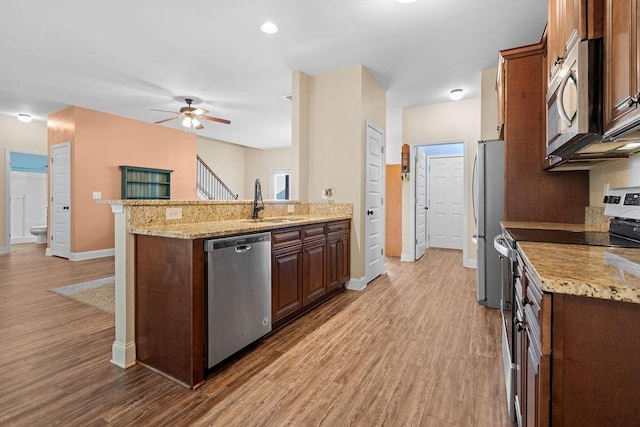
[260,22,279,34]
[182,117,192,128]
[191,118,201,128]
[17,113,32,123]
[449,88,464,101]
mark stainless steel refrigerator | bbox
[472,140,504,309]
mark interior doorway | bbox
[410,142,465,261]
[3,149,48,252]
[427,155,464,249]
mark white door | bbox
[365,122,385,283]
[428,155,464,249]
[415,149,427,259]
[51,143,71,258]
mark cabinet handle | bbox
[523,297,534,306]
[628,93,640,108]
[515,320,525,332]
[554,56,564,66]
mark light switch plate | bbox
[92,191,102,200]
[166,207,182,220]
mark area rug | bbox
[49,276,115,314]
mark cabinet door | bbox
[326,236,340,292]
[272,246,303,322]
[604,0,640,135]
[547,0,563,84]
[525,336,539,427]
[337,233,350,285]
[303,240,326,304]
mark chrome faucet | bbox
[252,178,265,219]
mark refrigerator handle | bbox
[472,153,477,227]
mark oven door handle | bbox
[557,69,576,127]
[494,235,514,260]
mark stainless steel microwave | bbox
[546,38,603,163]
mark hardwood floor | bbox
[0,244,510,426]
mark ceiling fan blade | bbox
[150,108,180,114]
[154,116,180,124]
[194,122,205,130]
[200,115,231,125]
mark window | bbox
[270,169,291,200]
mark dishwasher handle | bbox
[235,244,252,253]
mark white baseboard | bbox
[45,247,52,256]
[69,248,115,261]
[11,236,36,244]
[464,258,478,269]
[400,253,414,262]
[111,341,137,369]
[0,246,7,255]
[346,276,367,291]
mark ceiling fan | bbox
[151,98,231,130]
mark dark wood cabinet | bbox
[500,44,589,223]
[603,0,640,137]
[546,0,604,89]
[516,246,640,425]
[272,245,304,322]
[272,220,350,329]
[303,239,327,305]
[135,235,205,389]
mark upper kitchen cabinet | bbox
[603,0,640,139]
[547,0,604,88]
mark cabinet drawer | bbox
[303,224,326,241]
[271,228,302,249]
[327,220,350,234]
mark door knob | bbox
[367,210,373,215]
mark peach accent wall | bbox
[48,106,196,254]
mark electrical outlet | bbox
[322,188,334,200]
[166,207,182,220]
[287,204,295,213]
[92,191,102,200]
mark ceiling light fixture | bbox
[182,117,192,128]
[449,89,464,101]
[260,22,279,34]
[17,114,32,123]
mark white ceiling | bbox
[0,0,547,150]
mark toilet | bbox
[29,225,47,244]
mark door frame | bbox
[407,140,469,266]
[414,148,427,260]
[2,148,49,254]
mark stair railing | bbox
[196,156,238,200]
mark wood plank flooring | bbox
[0,244,510,426]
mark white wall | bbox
[244,147,292,200]
[401,98,481,267]
[10,171,47,243]
[197,135,247,199]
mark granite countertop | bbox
[501,221,594,232]
[129,214,352,239]
[517,241,640,304]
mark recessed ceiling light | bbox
[17,114,32,123]
[260,22,278,34]
[449,89,464,101]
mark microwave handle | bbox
[557,70,575,127]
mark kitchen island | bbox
[502,220,640,426]
[100,199,352,388]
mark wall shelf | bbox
[120,165,173,200]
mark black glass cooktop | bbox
[505,228,640,249]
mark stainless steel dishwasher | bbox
[205,232,271,368]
